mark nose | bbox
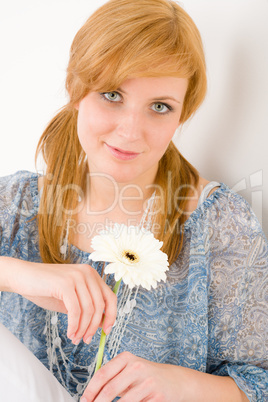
[116,111,144,141]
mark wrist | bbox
[0,256,14,292]
[176,366,249,402]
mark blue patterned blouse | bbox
[0,171,267,401]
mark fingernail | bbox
[84,336,92,344]
[80,397,87,402]
[73,338,81,345]
[105,326,112,335]
[69,333,75,340]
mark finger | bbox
[94,367,136,402]
[83,352,130,401]
[119,379,154,402]
[82,284,106,343]
[71,283,95,344]
[62,289,82,340]
[98,313,105,328]
[101,286,117,335]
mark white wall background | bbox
[0,0,267,235]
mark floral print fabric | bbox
[0,171,267,401]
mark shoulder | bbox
[187,183,268,275]
[0,171,41,259]
[0,170,39,218]
[0,170,38,191]
[203,183,266,246]
[186,181,265,240]
[183,177,219,218]
[196,181,255,219]
[210,183,257,223]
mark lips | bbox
[105,143,140,161]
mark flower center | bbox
[122,250,140,264]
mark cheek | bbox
[76,108,109,146]
[148,123,177,154]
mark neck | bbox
[85,172,156,217]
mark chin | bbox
[110,171,140,184]
[89,159,157,186]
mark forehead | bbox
[90,57,190,93]
[115,76,188,96]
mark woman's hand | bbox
[82,351,185,402]
[81,352,249,402]
[0,257,117,344]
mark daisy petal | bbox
[91,224,169,290]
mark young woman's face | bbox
[76,76,188,185]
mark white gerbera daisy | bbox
[90,223,169,290]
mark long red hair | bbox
[36,0,206,264]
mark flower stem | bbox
[112,278,122,295]
[95,328,106,372]
[94,278,122,373]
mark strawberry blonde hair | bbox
[36,0,207,264]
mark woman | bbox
[0,0,267,400]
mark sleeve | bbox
[206,189,268,401]
[0,170,39,259]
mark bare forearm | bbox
[0,256,117,344]
[180,366,249,402]
[0,256,36,293]
[0,256,17,292]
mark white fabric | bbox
[0,323,75,402]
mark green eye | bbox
[103,92,121,102]
[152,103,169,113]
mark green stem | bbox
[112,278,122,295]
[94,278,122,373]
[95,328,106,372]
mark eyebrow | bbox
[117,87,181,104]
[152,96,181,104]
